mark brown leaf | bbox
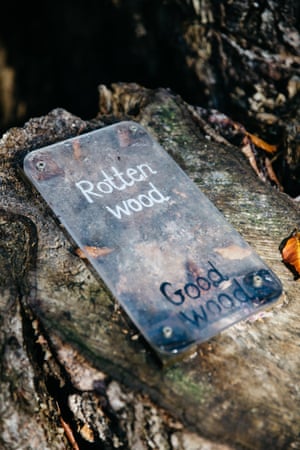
[245,131,278,153]
[57,403,80,450]
[279,229,300,280]
[75,246,114,259]
[241,140,263,179]
[80,423,95,443]
[264,156,283,191]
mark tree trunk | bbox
[0,83,299,449]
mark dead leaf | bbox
[279,229,300,279]
[75,246,114,259]
[245,131,277,153]
[57,403,80,450]
[80,423,95,443]
[264,156,283,191]
[232,121,277,153]
[241,140,263,180]
[215,245,252,260]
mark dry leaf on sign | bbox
[75,246,114,259]
[215,245,252,260]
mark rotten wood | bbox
[0,85,300,449]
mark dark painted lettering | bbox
[206,299,222,315]
[196,276,210,291]
[207,261,229,287]
[160,282,185,305]
[180,306,208,328]
[160,262,256,329]
[218,293,235,309]
[233,279,254,303]
[184,283,201,299]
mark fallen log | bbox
[0,83,299,449]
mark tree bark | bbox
[0,83,299,449]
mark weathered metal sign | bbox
[24,121,282,361]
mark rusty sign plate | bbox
[23,121,282,361]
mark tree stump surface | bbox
[0,83,299,449]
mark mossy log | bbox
[0,83,299,449]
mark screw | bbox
[36,160,46,171]
[252,275,263,288]
[129,125,138,133]
[162,326,173,339]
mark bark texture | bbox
[0,83,300,449]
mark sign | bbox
[24,121,282,361]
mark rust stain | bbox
[72,138,82,160]
[30,154,64,181]
[117,126,132,147]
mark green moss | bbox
[165,367,211,404]
[158,103,178,123]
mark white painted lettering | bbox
[111,166,134,189]
[137,163,157,178]
[75,162,171,220]
[127,198,143,212]
[100,170,118,189]
[148,182,170,203]
[96,181,113,194]
[105,182,170,219]
[126,167,145,182]
[75,180,103,203]
[138,194,153,207]
[106,201,131,219]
